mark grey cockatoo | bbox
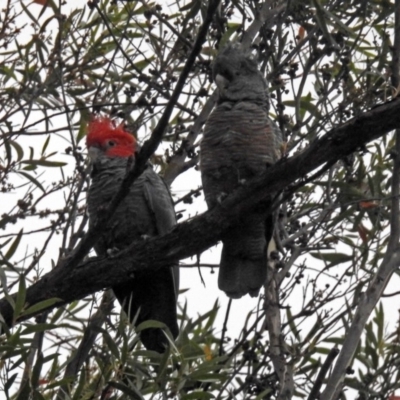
[86,116,179,352]
[200,44,283,299]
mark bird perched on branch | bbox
[86,117,179,352]
[200,44,283,299]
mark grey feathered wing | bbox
[111,168,179,353]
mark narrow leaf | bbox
[16,171,45,192]
[20,298,62,317]
[14,275,27,319]
[5,230,23,261]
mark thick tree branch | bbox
[1,97,400,328]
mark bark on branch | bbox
[1,97,400,329]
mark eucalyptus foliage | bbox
[1,0,400,399]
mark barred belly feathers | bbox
[200,44,283,299]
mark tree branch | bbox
[264,259,294,399]
[308,347,339,400]
[1,97,400,328]
[320,250,400,400]
[241,0,286,49]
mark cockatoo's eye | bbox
[107,140,116,147]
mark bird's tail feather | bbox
[113,267,178,353]
[218,214,274,298]
[219,246,267,298]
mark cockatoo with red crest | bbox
[200,44,283,299]
[86,117,179,352]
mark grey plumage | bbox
[88,154,179,352]
[200,44,282,298]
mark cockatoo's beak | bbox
[88,146,101,163]
[215,73,229,89]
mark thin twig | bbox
[219,299,232,356]
[307,347,340,400]
[241,1,286,49]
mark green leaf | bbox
[72,367,87,400]
[314,347,333,354]
[303,317,323,346]
[283,94,322,120]
[375,302,384,347]
[31,353,43,389]
[5,229,23,261]
[0,65,17,82]
[107,381,145,400]
[136,320,167,331]
[21,323,61,335]
[187,372,226,383]
[16,171,45,192]
[20,298,62,317]
[179,0,199,12]
[309,252,353,268]
[14,275,27,320]
[32,390,46,400]
[324,337,345,345]
[134,56,155,71]
[50,306,65,323]
[286,308,300,340]
[182,392,215,399]
[0,267,14,313]
[9,140,24,162]
[0,238,12,250]
[311,0,337,49]
[41,136,51,156]
[75,99,91,144]
[4,138,12,164]
[101,329,120,359]
[219,23,240,48]
[255,389,273,399]
[21,159,67,168]
[20,1,39,27]
[4,373,18,395]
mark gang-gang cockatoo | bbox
[86,117,179,352]
[200,44,283,299]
